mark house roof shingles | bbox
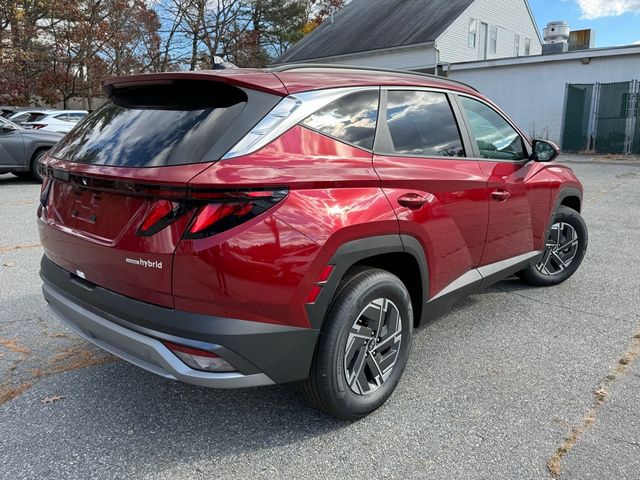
[275,0,475,64]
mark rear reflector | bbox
[305,265,335,303]
[317,265,334,283]
[162,340,235,372]
[305,285,323,304]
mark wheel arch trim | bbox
[304,234,429,330]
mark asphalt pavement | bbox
[1,155,639,479]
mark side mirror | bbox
[531,139,560,162]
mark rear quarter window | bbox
[301,90,380,150]
[50,80,279,168]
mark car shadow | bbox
[0,173,40,185]
[31,361,352,461]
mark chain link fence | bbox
[561,80,640,154]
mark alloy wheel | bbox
[537,222,579,276]
[343,298,403,395]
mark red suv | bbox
[38,65,587,418]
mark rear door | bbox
[373,89,489,298]
[454,94,551,266]
[39,79,281,307]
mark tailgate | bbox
[38,161,206,308]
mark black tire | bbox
[303,268,413,419]
[30,149,47,182]
[518,206,588,286]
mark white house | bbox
[275,0,542,71]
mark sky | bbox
[528,0,640,47]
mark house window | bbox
[514,34,520,56]
[524,37,531,56]
[489,26,498,54]
[468,19,477,48]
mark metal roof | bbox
[274,0,474,64]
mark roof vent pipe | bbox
[543,21,570,44]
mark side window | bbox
[55,114,69,121]
[301,90,379,150]
[468,19,478,48]
[384,90,465,157]
[489,26,498,54]
[459,96,526,161]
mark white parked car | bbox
[8,110,47,126]
[22,110,88,133]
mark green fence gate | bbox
[562,80,640,154]
[562,84,593,152]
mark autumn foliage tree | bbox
[0,0,346,107]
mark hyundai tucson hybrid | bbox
[38,66,587,418]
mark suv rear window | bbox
[50,81,252,168]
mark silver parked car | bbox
[0,116,63,181]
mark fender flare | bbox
[544,187,583,238]
[304,234,429,330]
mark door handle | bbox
[491,190,511,202]
[397,193,427,209]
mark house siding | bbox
[310,45,438,71]
[437,0,542,64]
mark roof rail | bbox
[269,63,479,92]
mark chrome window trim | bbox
[376,87,469,159]
[222,86,380,160]
[382,86,531,151]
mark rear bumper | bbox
[40,255,319,388]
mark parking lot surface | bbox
[1,155,639,479]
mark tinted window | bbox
[460,96,526,160]
[67,113,86,122]
[385,90,465,157]
[51,81,250,168]
[11,113,29,123]
[301,90,379,150]
[25,113,45,123]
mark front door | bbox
[373,89,489,298]
[456,95,550,266]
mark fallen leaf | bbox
[41,395,65,405]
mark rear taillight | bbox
[162,341,235,372]
[136,200,192,236]
[183,189,288,239]
[42,166,288,238]
[40,176,52,207]
[30,124,46,129]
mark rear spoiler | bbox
[102,71,289,97]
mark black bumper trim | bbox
[40,255,319,384]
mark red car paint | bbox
[38,67,583,333]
